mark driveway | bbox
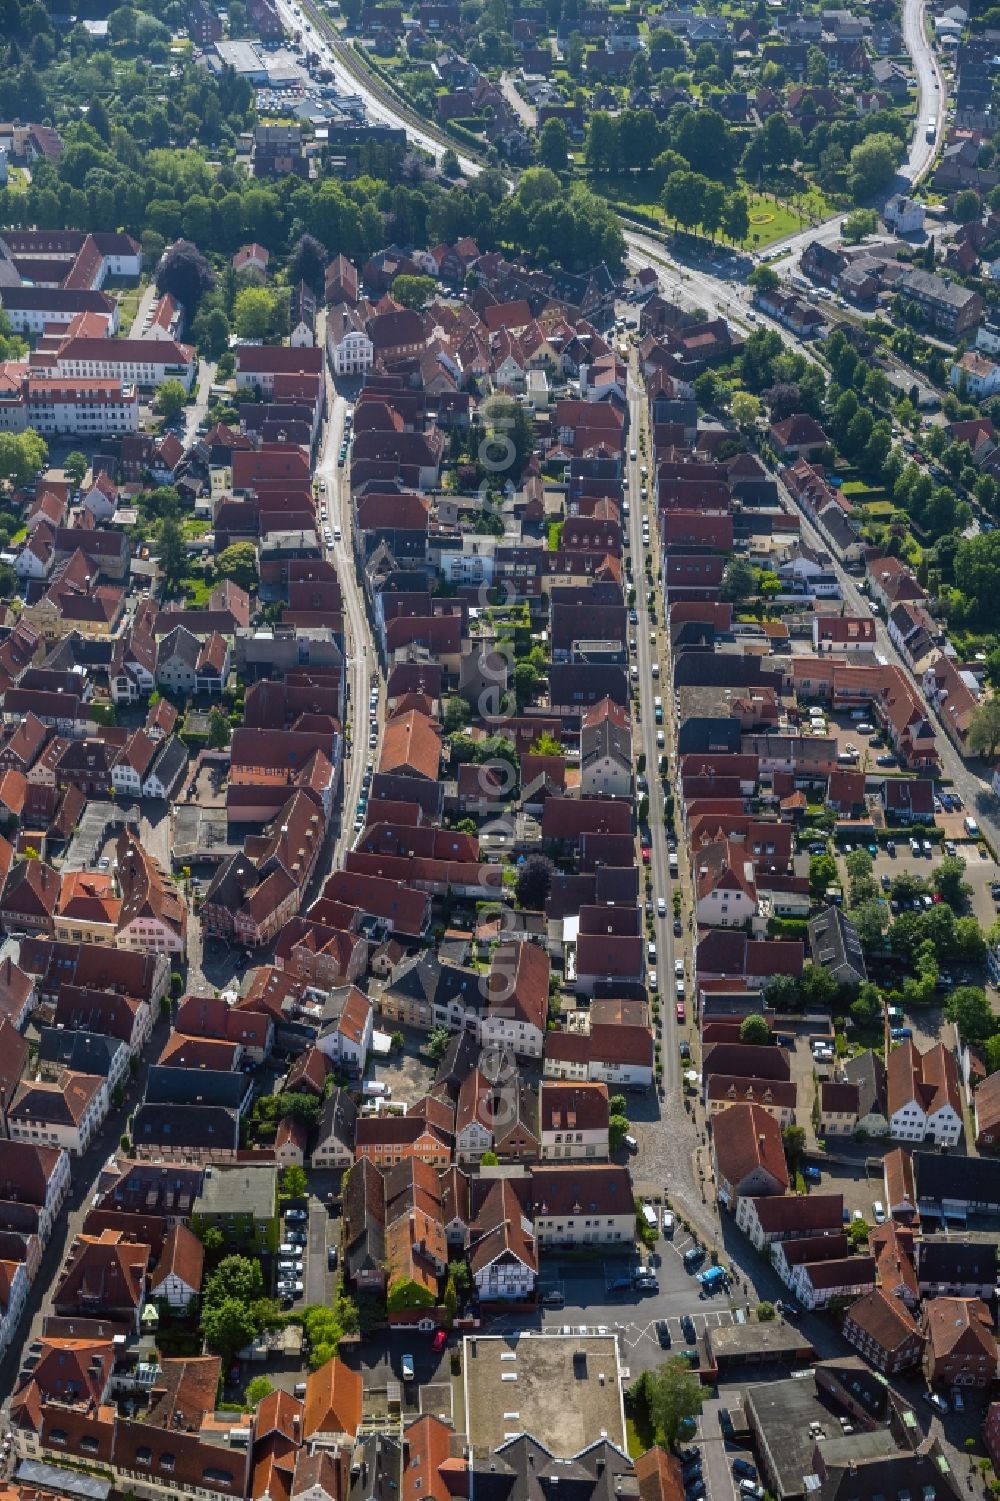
[305,1195,329,1307]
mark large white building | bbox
[886,1039,963,1147]
[0,374,139,436]
[326,305,374,377]
[53,336,196,391]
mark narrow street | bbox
[314,338,378,873]
[625,345,718,1240]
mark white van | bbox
[964,816,980,837]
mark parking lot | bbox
[793,1157,888,1225]
[366,1032,436,1105]
[530,1221,754,1377]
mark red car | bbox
[431,1329,448,1352]
[641,844,651,864]
[675,1002,685,1023]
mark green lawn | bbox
[744,192,815,248]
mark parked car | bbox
[284,1209,307,1223]
[657,1320,672,1348]
[681,1315,697,1343]
[732,1461,758,1481]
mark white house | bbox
[468,1178,537,1301]
[694,841,758,929]
[0,1259,30,1358]
[579,698,632,799]
[326,305,374,377]
[530,1164,635,1248]
[147,1223,204,1311]
[0,1141,71,1245]
[481,942,549,1061]
[789,1253,876,1310]
[884,194,925,235]
[316,986,373,1076]
[80,473,118,522]
[54,337,195,392]
[455,1068,495,1165]
[950,351,1000,400]
[539,1081,609,1161]
[887,1039,963,1147]
[7,1073,107,1157]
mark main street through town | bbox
[316,346,378,870]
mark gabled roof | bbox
[712,1103,789,1192]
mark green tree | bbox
[231,286,274,339]
[155,379,188,422]
[245,1376,274,1408]
[204,1255,264,1309]
[391,273,437,309]
[609,1112,631,1150]
[731,392,761,430]
[722,190,750,244]
[427,1027,452,1062]
[480,1150,499,1166]
[842,208,877,243]
[642,1358,705,1448]
[158,515,187,589]
[933,855,968,909]
[202,1297,258,1361]
[513,660,540,710]
[721,555,755,601]
[782,1124,806,1172]
[850,980,882,1027]
[953,189,981,224]
[749,264,780,293]
[967,699,1000,756]
[444,696,472,733]
[845,849,875,905]
[516,853,555,910]
[847,1217,870,1251]
[538,117,570,173]
[530,733,561,757]
[946,985,997,1043]
[848,134,901,199]
[799,962,839,1010]
[756,1301,776,1321]
[64,451,88,487]
[217,541,259,591]
[0,430,48,490]
[441,148,461,179]
[281,1164,308,1200]
[850,901,886,954]
[809,852,837,900]
[764,973,801,1010]
[443,1274,458,1326]
[739,1014,771,1046]
[207,708,231,749]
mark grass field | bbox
[594,174,836,250]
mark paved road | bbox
[304,1194,329,1306]
[182,358,218,449]
[314,345,376,872]
[626,357,679,1095]
[127,281,159,338]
